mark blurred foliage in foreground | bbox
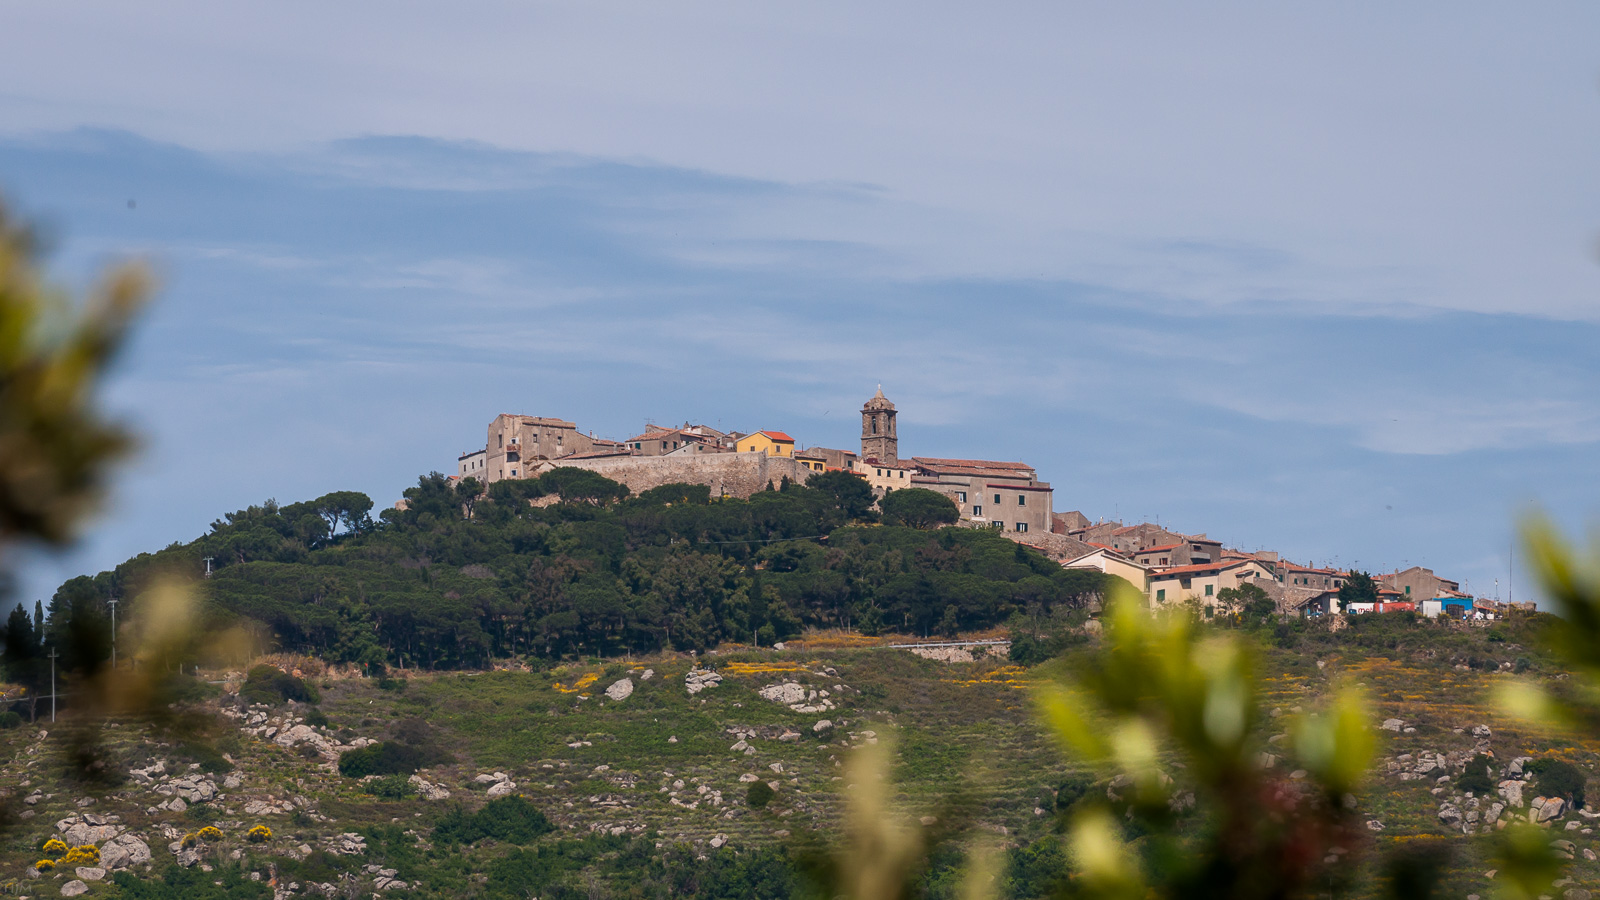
[1485,517,1600,900]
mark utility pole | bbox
[48,646,58,723]
[203,557,214,578]
[107,597,119,669]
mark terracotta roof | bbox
[986,483,1053,492]
[1136,543,1183,554]
[563,450,632,460]
[499,415,576,428]
[912,457,1033,471]
[756,431,795,442]
[626,429,688,443]
[1149,559,1262,579]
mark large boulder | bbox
[1539,797,1567,822]
[486,781,517,798]
[1499,780,1525,808]
[605,678,634,702]
[60,880,89,897]
[759,683,807,705]
[100,834,151,870]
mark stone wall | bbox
[551,451,812,499]
[997,529,1094,563]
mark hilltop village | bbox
[454,388,1520,622]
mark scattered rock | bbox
[75,867,105,881]
[60,880,89,897]
[1439,806,1463,827]
[709,834,727,849]
[605,678,634,702]
[1381,719,1404,732]
[813,719,834,734]
[408,775,451,800]
[487,781,517,798]
[1366,820,1385,832]
[685,669,723,695]
[328,833,367,855]
[641,669,654,680]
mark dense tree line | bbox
[3,470,1106,678]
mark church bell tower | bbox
[860,386,898,464]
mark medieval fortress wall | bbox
[552,451,811,499]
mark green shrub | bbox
[337,741,427,778]
[365,774,417,800]
[111,863,271,900]
[747,781,775,809]
[1529,758,1587,808]
[1457,754,1495,795]
[239,665,319,706]
[434,795,553,845]
[303,708,329,729]
[0,710,22,729]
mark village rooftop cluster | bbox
[455,389,1517,621]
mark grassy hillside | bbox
[4,609,1595,899]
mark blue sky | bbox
[1,4,1597,606]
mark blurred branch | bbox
[1038,585,1373,899]
[0,198,148,547]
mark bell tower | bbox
[860,386,898,464]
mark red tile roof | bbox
[1149,559,1262,578]
[757,431,794,442]
[912,457,1033,472]
[1136,543,1183,554]
[986,483,1053,492]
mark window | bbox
[956,491,967,503]
[1157,589,1166,602]
[1018,495,1026,507]
[876,469,882,476]
[1404,586,1411,595]
[1205,584,1214,597]
[993,493,1001,504]
[1016,522,1028,533]
[498,434,503,448]
[972,505,982,517]
[1159,557,1169,565]
[871,417,878,434]
[899,471,905,478]
[510,469,517,476]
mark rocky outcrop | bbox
[685,669,723,695]
[605,678,634,701]
[55,814,122,846]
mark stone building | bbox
[842,387,1057,534]
[908,457,1054,534]
[860,387,898,464]
[1379,566,1461,601]
[795,446,858,473]
[458,448,487,480]
[483,414,600,483]
[624,423,731,456]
